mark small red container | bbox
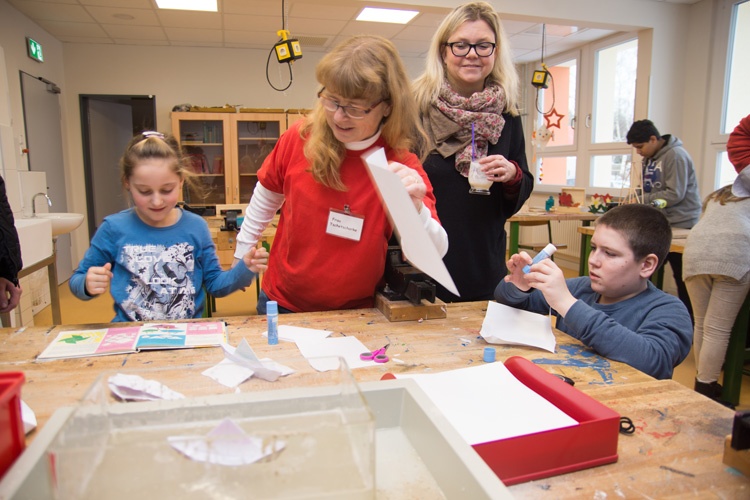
[0,372,25,479]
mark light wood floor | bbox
[33,278,750,410]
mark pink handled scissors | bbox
[360,343,389,363]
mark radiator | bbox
[516,220,583,258]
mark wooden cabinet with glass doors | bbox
[231,111,287,204]
[171,110,287,206]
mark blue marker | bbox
[522,243,557,274]
[267,301,278,345]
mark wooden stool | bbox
[722,291,750,405]
[517,220,568,260]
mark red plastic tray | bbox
[474,356,620,485]
[383,356,620,485]
[0,372,25,479]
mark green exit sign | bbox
[26,37,43,63]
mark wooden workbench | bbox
[0,302,746,496]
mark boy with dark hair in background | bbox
[626,119,701,322]
[495,204,692,379]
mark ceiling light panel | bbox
[156,0,218,12]
[356,7,418,24]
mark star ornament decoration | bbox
[544,108,565,129]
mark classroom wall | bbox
[0,0,715,269]
[0,0,67,216]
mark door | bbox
[20,71,71,284]
[87,100,131,229]
[80,95,156,236]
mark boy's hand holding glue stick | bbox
[522,243,557,274]
[504,243,577,316]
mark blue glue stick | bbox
[267,300,278,345]
[522,243,557,274]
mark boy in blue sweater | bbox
[494,204,692,379]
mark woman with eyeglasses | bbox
[233,35,448,314]
[69,132,268,321]
[413,2,533,303]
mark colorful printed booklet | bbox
[37,321,227,361]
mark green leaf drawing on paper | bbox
[60,334,90,344]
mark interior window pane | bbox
[536,156,576,186]
[537,59,577,147]
[590,154,633,190]
[593,39,637,144]
[717,151,736,189]
[724,0,750,133]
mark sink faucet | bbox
[32,192,52,217]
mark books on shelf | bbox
[37,321,227,361]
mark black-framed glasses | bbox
[317,88,385,119]
[444,41,496,57]
[141,131,165,139]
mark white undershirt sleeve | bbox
[233,183,285,260]
[419,206,449,257]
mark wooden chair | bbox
[721,291,750,405]
[517,220,568,260]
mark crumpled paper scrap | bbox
[108,373,185,401]
[202,338,295,387]
[168,418,286,466]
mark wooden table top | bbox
[0,301,745,495]
[509,211,600,223]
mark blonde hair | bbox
[413,1,520,117]
[302,35,427,190]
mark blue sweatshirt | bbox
[494,277,693,379]
[70,208,254,322]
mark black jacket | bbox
[0,176,22,285]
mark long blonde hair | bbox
[302,35,427,190]
[413,2,520,117]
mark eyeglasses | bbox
[141,131,165,139]
[317,89,385,119]
[444,41,496,57]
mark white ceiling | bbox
[7,0,701,64]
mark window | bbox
[538,156,576,186]
[592,40,637,145]
[531,34,637,193]
[533,56,578,186]
[724,0,750,134]
[705,0,750,189]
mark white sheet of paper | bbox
[108,373,185,401]
[480,301,556,353]
[362,147,459,296]
[21,399,37,435]
[261,325,333,343]
[397,362,578,445]
[168,418,285,466]
[296,336,373,371]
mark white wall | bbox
[1,0,715,268]
[0,0,67,216]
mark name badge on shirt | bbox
[326,206,364,241]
